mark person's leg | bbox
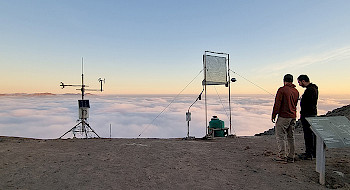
[275,117,288,158]
[301,118,313,155]
[286,119,296,159]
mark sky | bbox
[1,94,349,139]
[1,0,350,95]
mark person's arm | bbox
[272,88,283,123]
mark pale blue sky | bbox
[1,0,350,94]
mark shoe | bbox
[298,153,313,160]
[272,156,286,163]
[286,157,294,163]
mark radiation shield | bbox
[79,108,89,119]
[78,100,90,119]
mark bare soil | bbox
[0,131,349,190]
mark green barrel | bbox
[209,116,225,137]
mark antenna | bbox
[59,58,105,139]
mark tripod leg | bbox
[85,122,101,138]
[59,121,82,139]
[82,119,88,139]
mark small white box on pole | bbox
[186,112,191,121]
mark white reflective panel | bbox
[204,55,227,85]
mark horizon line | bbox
[1,92,350,97]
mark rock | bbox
[333,171,345,178]
[320,104,350,120]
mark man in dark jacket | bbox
[297,75,318,160]
[272,74,299,163]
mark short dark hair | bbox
[283,74,293,82]
[297,75,310,82]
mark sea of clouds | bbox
[0,94,349,139]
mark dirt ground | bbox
[0,131,349,190]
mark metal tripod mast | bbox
[59,58,105,139]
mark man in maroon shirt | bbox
[272,74,299,163]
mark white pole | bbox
[204,53,208,135]
[228,54,232,135]
[316,135,326,185]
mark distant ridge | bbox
[0,93,56,97]
[27,93,56,97]
[321,104,350,120]
[255,104,350,136]
[0,92,98,97]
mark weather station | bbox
[59,58,105,139]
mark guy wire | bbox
[137,69,204,138]
[230,70,275,97]
[212,85,237,135]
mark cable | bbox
[188,87,204,112]
[231,70,275,97]
[137,69,204,137]
[212,85,237,135]
[213,86,230,120]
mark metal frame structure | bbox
[203,51,233,135]
[59,58,105,139]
